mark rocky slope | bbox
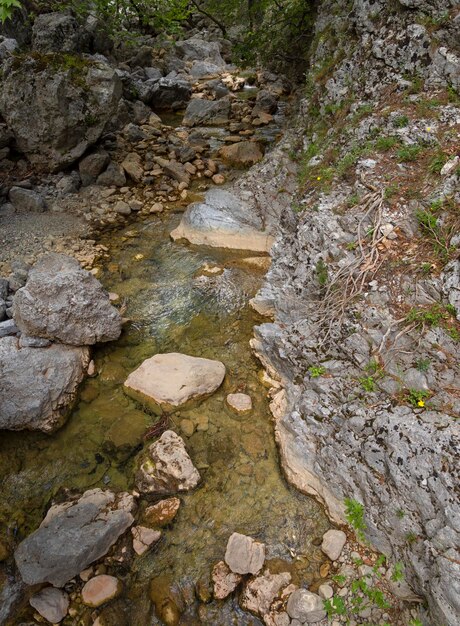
[251,1,460,625]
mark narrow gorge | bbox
[0,1,458,625]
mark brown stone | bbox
[81,575,122,607]
[212,560,242,600]
[144,498,181,527]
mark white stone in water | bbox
[212,560,242,600]
[124,352,225,413]
[81,574,122,607]
[226,393,253,413]
[286,589,327,623]
[30,587,69,623]
[131,526,161,555]
[321,529,347,561]
[224,532,265,575]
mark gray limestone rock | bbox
[13,253,122,346]
[29,588,69,623]
[15,489,134,586]
[0,336,90,432]
[286,589,326,623]
[175,37,225,66]
[9,187,46,213]
[0,55,121,172]
[150,77,192,110]
[32,13,83,53]
[183,98,230,127]
[79,151,110,186]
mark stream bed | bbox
[1,171,330,626]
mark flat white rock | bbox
[224,532,265,575]
[124,352,225,413]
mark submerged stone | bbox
[124,352,225,413]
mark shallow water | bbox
[1,171,329,626]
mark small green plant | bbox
[344,498,366,541]
[415,358,431,373]
[359,376,376,392]
[429,151,449,174]
[393,114,409,128]
[406,304,446,328]
[375,135,399,151]
[384,183,398,199]
[324,595,347,618]
[332,574,347,586]
[397,144,422,162]
[346,241,358,251]
[420,262,432,275]
[308,365,326,378]
[316,258,328,286]
[406,531,419,544]
[347,193,360,207]
[406,389,430,408]
[396,508,406,519]
[410,619,423,626]
[391,562,405,582]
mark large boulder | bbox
[0,54,121,171]
[0,336,89,432]
[183,98,230,127]
[136,430,200,495]
[15,489,134,587]
[124,352,225,413]
[8,186,46,213]
[13,253,122,346]
[32,13,84,53]
[150,77,192,110]
[175,37,225,66]
[170,188,274,252]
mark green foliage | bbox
[316,258,328,286]
[344,498,366,541]
[429,151,448,174]
[391,561,405,582]
[396,508,406,519]
[405,388,430,408]
[406,531,418,544]
[384,183,398,199]
[308,365,326,378]
[393,114,409,128]
[375,135,399,151]
[415,358,431,373]
[359,376,376,392]
[0,0,21,23]
[397,144,422,162]
[324,596,347,618]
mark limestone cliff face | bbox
[253,1,460,624]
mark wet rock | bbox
[15,489,134,586]
[219,141,264,168]
[171,188,273,252]
[253,90,278,116]
[240,570,291,618]
[9,186,46,213]
[0,336,89,432]
[13,254,122,345]
[321,529,347,561]
[79,151,110,186]
[226,393,252,413]
[29,587,69,623]
[82,575,122,607]
[0,56,121,171]
[143,498,181,527]
[131,526,161,556]
[136,430,200,495]
[121,152,144,183]
[183,99,231,127]
[212,560,242,600]
[124,352,225,413]
[224,533,265,575]
[150,77,192,110]
[286,589,326,623]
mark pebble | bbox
[81,574,122,607]
[226,393,253,413]
[30,587,69,623]
[131,526,162,555]
[321,529,347,561]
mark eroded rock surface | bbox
[13,253,122,345]
[0,336,89,432]
[136,430,201,495]
[15,489,134,586]
[0,55,121,171]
